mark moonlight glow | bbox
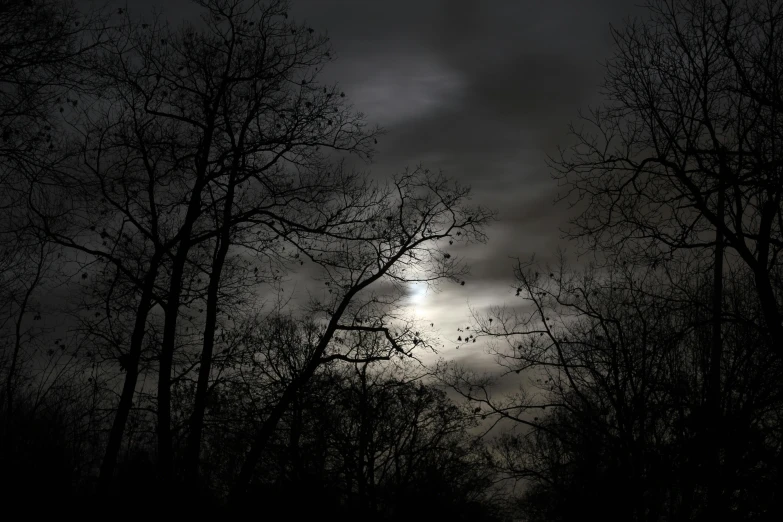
[406,281,429,316]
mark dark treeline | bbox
[1,0,782,520]
[0,0,498,517]
[442,1,783,520]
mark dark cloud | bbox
[88,0,639,364]
[288,0,641,364]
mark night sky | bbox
[105,0,640,367]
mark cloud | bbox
[347,54,465,127]
[107,0,641,366]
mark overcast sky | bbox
[285,0,640,367]
[103,0,641,368]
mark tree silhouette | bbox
[550,0,783,352]
[26,0,381,491]
[0,1,110,505]
[444,255,782,521]
[547,3,783,515]
[227,346,504,519]
[229,167,493,502]
[2,0,496,510]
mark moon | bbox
[406,282,428,316]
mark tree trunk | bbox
[229,290,360,501]
[156,102,217,483]
[707,182,725,519]
[230,377,303,503]
[98,259,160,494]
[289,393,303,484]
[357,364,371,516]
[230,240,413,500]
[157,234,195,483]
[3,242,45,418]
[754,263,783,348]
[184,176,235,483]
[157,184,205,482]
[753,198,783,351]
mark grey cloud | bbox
[85,0,638,367]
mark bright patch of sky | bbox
[349,55,464,127]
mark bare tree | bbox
[30,0,499,497]
[191,318,503,518]
[442,255,782,520]
[0,239,55,417]
[31,0,373,487]
[14,0,494,504]
[0,0,106,446]
[224,168,492,500]
[549,4,783,514]
[0,0,104,163]
[551,0,783,350]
